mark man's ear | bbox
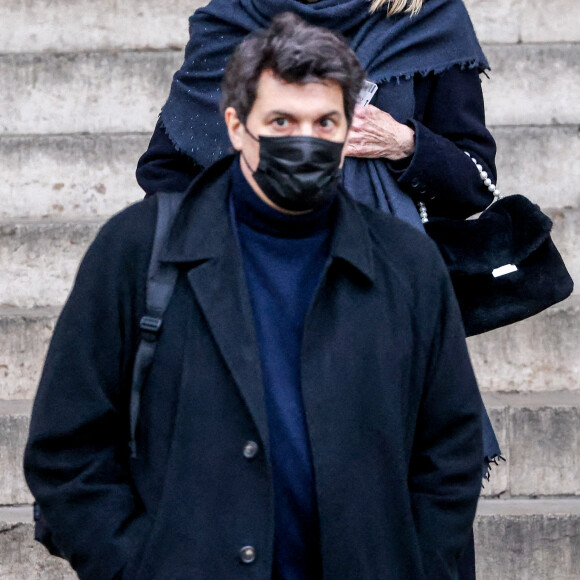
[225,107,244,151]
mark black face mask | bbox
[243,130,344,212]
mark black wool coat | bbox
[25,159,483,580]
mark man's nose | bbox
[296,123,315,137]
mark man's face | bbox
[225,70,349,212]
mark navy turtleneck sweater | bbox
[231,159,335,579]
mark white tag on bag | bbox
[492,264,518,278]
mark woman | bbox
[136,1,501,576]
[138,0,497,224]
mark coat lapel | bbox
[186,246,269,451]
[160,157,269,450]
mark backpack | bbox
[34,192,185,557]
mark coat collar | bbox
[160,155,376,284]
[158,157,375,451]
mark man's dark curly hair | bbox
[221,12,366,126]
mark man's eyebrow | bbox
[266,110,295,117]
[317,110,342,118]
[265,110,343,118]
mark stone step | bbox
[0,295,577,405]
[2,393,578,505]
[0,51,181,135]
[1,45,578,136]
[543,208,578,301]
[1,0,578,54]
[467,0,580,44]
[475,498,580,579]
[481,391,580,498]
[0,307,59,400]
[482,44,580,127]
[0,219,102,308]
[1,291,578,400]
[0,134,148,219]
[469,295,580,395]
[1,126,577,220]
[493,125,580,211]
[3,208,575,309]
[0,507,76,579]
[0,401,33,505]
[1,301,578,402]
[0,0,201,55]
[0,500,578,579]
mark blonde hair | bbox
[369,0,424,16]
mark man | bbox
[25,13,482,580]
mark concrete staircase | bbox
[0,0,578,577]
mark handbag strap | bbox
[418,151,501,223]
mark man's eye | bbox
[273,118,289,127]
[319,118,335,129]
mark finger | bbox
[353,106,370,121]
[365,104,381,114]
[365,105,394,123]
[348,120,366,134]
[344,140,364,155]
[345,133,364,147]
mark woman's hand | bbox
[345,105,415,160]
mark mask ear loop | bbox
[244,125,260,143]
[240,124,260,174]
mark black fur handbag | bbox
[420,193,574,337]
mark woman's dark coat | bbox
[138,66,496,220]
[25,160,483,580]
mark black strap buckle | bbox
[139,315,162,340]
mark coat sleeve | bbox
[390,66,497,219]
[136,118,203,197]
[408,253,483,579]
[23,200,157,580]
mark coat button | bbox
[411,177,421,188]
[239,545,256,564]
[243,441,259,460]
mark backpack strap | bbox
[129,193,184,458]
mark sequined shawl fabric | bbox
[160,0,488,168]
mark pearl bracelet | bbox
[464,150,501,200]
[418,201,428,224]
